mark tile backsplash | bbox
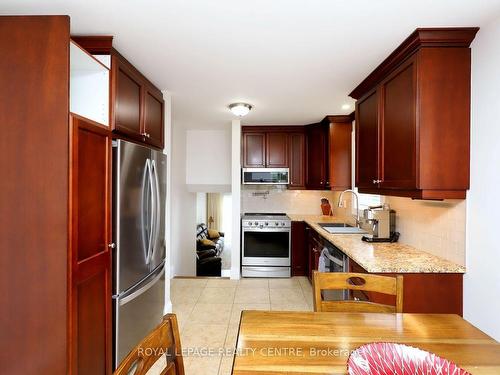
[382,196,466,266]
[241,185,341,215]
[241,186,466,266]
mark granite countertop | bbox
[288,214,466,274]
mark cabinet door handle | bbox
[320,181,323,185]
[372,179,377,184]
[108,243,116,249]
[142,132,151,138]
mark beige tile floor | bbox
[171,276,314,375]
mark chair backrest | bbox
[114,314,184,375]
[312,271,403,313]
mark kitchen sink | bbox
[318,222,367,234]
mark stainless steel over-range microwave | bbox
[242,168,289,185]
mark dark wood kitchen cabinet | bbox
[112,52,164,148]
[306,123,328,189]
[349,259,463,315]
[69,115,112,375]
[355,89,379,189]
[306,116,352,190]
[112,54,142,138]
[1,16,70,375]
[307,226,323,281]
[73,36,165,149]
[143,83,165,148]
[242,132,266,167]
[242,129,288,168]
[351,28,478,199]
[266,132,288,167]
[1,17,112,375]
[291,221,307,276]
[288,132,306,189]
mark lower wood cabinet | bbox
[306,227,323,281]
[349,259,463,315]
[69,115,112,374]
[291,221,307,276]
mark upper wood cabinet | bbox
[72,36,165,149]
[356,89,379,189]
[306,116,353,191]
[380,57,417,190]
[143,84,165,149]
[328,117,353,191]
[350,28,479,199]
[306,123,328,189]
[242,129,288,168]
[266,132,288,167]
[243,121,351,191]
[112,54,142,137]
[242,132,266,167]
[288,132,306,189]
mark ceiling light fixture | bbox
[229,102,252,117]
[341,104,351,110]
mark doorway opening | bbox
[196,192,232,277]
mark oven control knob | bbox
[265,222,268,226]
[275,222,279,226]
[254,222,258,226]
[281,222,285,226]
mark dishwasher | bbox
[318,243,350,301]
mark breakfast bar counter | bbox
[232,311,500,375]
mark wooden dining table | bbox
[232,311,500,374]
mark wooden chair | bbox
[114,314,185,375]
[313,271,403,313]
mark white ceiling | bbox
[2,0,500,128]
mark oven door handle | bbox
[321,248,345,268]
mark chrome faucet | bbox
[338,189,361,227]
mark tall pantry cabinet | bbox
[0,15,166,375]
[0,15,113,375]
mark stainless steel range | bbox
[241,213,291,278]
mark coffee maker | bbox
[360,205,399,243]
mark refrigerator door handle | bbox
[140,159,150,264]
[141,158,155,265]
[146,158,156,265]
[118,264,165,306]
[150,159,161,262]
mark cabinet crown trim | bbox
[349,27,479,99]
[71,35,114,54]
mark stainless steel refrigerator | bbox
[112,139,167,368]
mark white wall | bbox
[186,129,231,191]
[162,90,173,312]
[464,18,500,341]
[231,120,241,279]
[196,192,207,224]
[170,124,197,277]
